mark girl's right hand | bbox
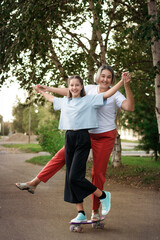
[37,85,48,92]
[33,85,45,93]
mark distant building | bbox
[118,127,140,141]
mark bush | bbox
[36,119,65,155]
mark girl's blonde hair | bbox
[95,65,115,85]
[67,75,86,98]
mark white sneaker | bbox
[91,212,100,221]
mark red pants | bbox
[37,147,65,182]
[37,129,117,210]
[90,129,117,210]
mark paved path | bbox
[0,149,160,240]
[0,138,153,157]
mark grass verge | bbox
[27,154,160,191]
[87,156,160,190]
[2,143,43,153]
[26,155,52,165]
[3,143,160,190]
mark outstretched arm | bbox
[103,78,124,99]
[34,86,54,103]
[121,73,135,112]
[36,85,68,96]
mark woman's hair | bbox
[67,75,86,98]
[95,65,115,85]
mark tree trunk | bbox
[111,101,122,167]
[147,0,160,140]
[28,104,31,144]
[88,0,122,166]
[111,132,122,167]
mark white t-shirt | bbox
[53,93,104,130]
[84,85,126,134]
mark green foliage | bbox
[1,0,151,89]
[87,155,160,189]
[0,122,10,136]
[0,115,3,123]
[22,106,39,134]
[107,1,160,160]
[12,100,40,134]
[0,115,10,136]
[1,0,160,160]
[36,119,65,155]
[0,0,87,89]
[12,102,26,133]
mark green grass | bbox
[3,142,139,152]
[3,143,160,190]
[117,156,160,169]
[121,139,139,143]
[26,155,52,165]
[2,143,43,153]
[87,156,160,190]
[26,154,160,190]
[122,148,138,151]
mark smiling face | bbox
[98,69,113,92]
[68,78,83,98]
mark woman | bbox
[16,65,134,220]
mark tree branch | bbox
[118,0,145,20]
[47,40,68,82]
[88,0,106,64]
[61,24,100,66]
[105,0,120,50]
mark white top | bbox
[53,93,104,130]
[84,85,126,134]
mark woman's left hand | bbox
[122,72,131,84]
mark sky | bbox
[0,81,27,122]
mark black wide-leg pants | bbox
[64,130,97,203]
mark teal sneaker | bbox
[100,191,111,216]
[70,213,87,223]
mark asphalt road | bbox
[0,149,160,240]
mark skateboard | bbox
[69,216,105,232]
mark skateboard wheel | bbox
[99,223,104,229]
[70,225,83,233]
[77,226,82,233]
[92,223,97,228]
[70,225,75,232]
[92,222,104,229]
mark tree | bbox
[2,122,10,136]
[0,115,3,123]
[147,0,160,139]
[12,99,39,134]
[12,101,26,133]
[0,115,9,136]
[1,0,156,162]
[0,0,88,89]
[22,105,39,134]
[106,1,160,160]
[1,0,149,89]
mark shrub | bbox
[36,119,65,155]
